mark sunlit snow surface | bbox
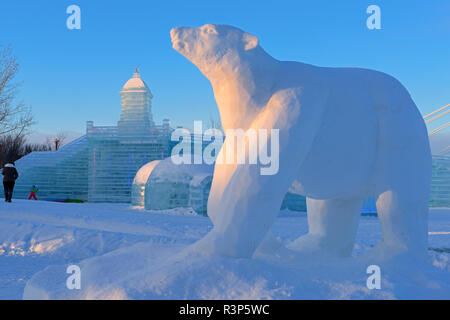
[0,200,448,299]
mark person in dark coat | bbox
[2,162,19,202]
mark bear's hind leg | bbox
[375,188,428,260]
[288,197,365,256]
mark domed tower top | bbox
[121,68,153,95]
[118,68,155,129]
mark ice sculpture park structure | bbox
[3,66,449,216]
[132,157,213,215]
[131,156,308,215]
[8,69,173,203]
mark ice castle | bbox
[8,69,174,203]
[430,155,450,207]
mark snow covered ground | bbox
[0,200,448,299]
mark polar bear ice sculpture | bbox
[171,24,431,259]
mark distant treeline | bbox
[0,134,53,164]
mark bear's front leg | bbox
[193,88,325,258]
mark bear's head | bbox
[170,24,259,75]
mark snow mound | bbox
[133,160,160,185]
[147,155,212,184]
[133,206,200,216]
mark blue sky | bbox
[1,0,449,140]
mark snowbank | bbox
[0,200,448,299]
[23,237,450,300]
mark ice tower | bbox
[118,68,155,129]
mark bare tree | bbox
[0,134,26,164]
[54,132,68,150]
[0,45,33,136]
[45,132,68,151]
[23,141,52,154]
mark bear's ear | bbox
[242,32,259,51]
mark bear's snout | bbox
[170,27,186,53]
[170,27,190,43]
[170,27,181,42]
[171,26,196,56]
